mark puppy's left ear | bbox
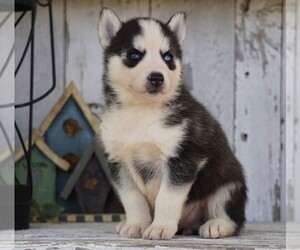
[98,8,122,48]
[167,12,186,47]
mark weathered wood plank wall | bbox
[15,0,65,138]
[285,0,296,222]
[285,0,300,222]
[283,0,291,221]
[0,11,14,153]
[151,0,236,147]
[14,0,294,222]
[235,0,282,221]
[295,0,300,222]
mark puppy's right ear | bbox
[98,8,121,48]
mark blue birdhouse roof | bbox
[39,82,99,161]
[39,82,98,135]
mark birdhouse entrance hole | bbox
[63,153,79,171]
[63,118,82,137]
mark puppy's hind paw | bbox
[143,224,177,240]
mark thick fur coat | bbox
[98,8,247,240]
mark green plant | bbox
[30,199,64,222]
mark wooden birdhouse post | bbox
[15,130,70,207]
[39,82,98,213]
[60,138,123,214]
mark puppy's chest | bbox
[100,107,185,163]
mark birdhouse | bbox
[60,138,124,214]
[15,130,70,207]
[39,82,98,213]
[0,147,14,185]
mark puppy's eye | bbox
[127,49,143,61]
[130,52,140,59]
[161,51,176,70]
[163,52,173,62]
[124,49,145,68]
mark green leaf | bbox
[30,199,41,221]
[40,203,65,222]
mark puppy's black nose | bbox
[148,72,164,87]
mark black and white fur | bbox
[98,8,247,240]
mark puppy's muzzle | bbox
[146,72,164,94]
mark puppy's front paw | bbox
[143,224,177,240]
[117,220,150,238]
[199,218,236,239]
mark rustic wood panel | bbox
[285,0,296,222]
[65,0,103,104]
[235,0,283,221]
[65,0,149,116]
[102,0,150,19]
[13,222,288,249]
[0,11,14,108]
[151,0,235,146]
[294,0,300,222]
[0,11,14,153]
[15,0,65,142]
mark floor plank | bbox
[3,222,298,249]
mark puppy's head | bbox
[98,8,186,105]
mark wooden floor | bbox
[1,222,299,249]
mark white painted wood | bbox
[151,0,235,147]
[15,0,65,143]
[280,0,286,221]
[65,0,104,105]
[294,0,300,222]
[65,0,149,116]
[0,11,14,153]
[102,0,150,19]
[235,0,283,221]
[285,0,296,222]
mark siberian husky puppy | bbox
[98,8,247,240]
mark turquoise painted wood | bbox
[44,96,95,213]
[44,96,94,158]
[0,157,14,185]
[15,147,56,206]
